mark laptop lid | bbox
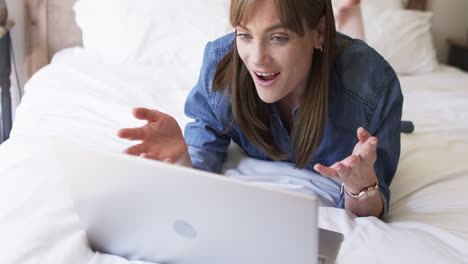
[54,143,326,264]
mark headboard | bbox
[24,0,427,79]
[26,0,82,78]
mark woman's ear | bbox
[312,16,326,50]
[316,15,326,46]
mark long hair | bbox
[213,0,337,168]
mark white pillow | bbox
[362,5,438,75]
[361,0,404,10]
[74,0,232,72]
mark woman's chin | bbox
[256,91,280,104]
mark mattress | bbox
[0,47,467,263]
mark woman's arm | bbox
[118,40,233,173]
[184,41,232,173]
[344,184,383,218]
[314,127,383,217]
[315,63,403,218]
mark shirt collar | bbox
[270,103,301,120]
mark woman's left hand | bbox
[314,127,378,194]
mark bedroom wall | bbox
[427,0,468,64]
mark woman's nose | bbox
[251,42,271,66]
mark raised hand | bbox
[117,107,192,167]
[314,127,378,194]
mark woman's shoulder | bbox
[334,33,390,69]
[185,33,235,127]
[332,33,400,104]
[204,32,236,64]
[212,32,236,52]
[194,32,235,93]
[197,32,235,87]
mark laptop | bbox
[53,143,343,264]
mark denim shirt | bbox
[184,32,403,217]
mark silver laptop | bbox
[53,143,343,264]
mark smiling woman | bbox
[119,0,404,219]
[214,0,334,164]
[3,0,468,263]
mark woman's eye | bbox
[272,36,289,43]
[236,33,252,40]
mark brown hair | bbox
[213,0,337,168]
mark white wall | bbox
[427,0,468,63]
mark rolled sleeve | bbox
[370,65,403,217]
[336,65,402,218]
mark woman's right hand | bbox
[117,107,192,167]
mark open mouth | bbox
[255,72,280,81]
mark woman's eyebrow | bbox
[265,24,285,32]
[237,23,285,32]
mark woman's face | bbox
[235,0,321,105]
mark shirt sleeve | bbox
[183,41,232,173]
[369,65,403,218]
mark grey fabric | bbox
[0,0,7,9]
[0,32,11,142]
[0,32,11,78]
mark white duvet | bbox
[1,47,468,263]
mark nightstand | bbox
[0,20,14,143]
[447,39,468,72]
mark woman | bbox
[118,0,403,218]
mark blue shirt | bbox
[184,33,403,217]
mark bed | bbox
[1,0,468,263]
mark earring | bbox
[320,45,323,52]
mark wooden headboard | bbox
[406,0,427,11]
[24,0,427,79]
[26,0,82,78]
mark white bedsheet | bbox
[1,48,467,263]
